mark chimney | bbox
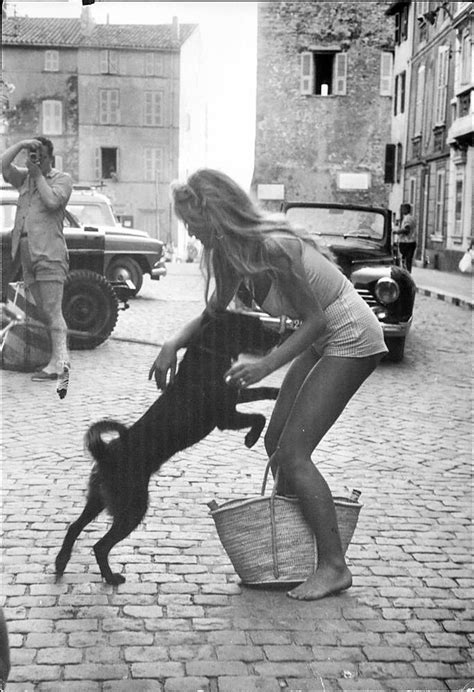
[172,15,180,41]
[80,6,94,36]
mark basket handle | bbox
[261,459,281,580]
[261,458,279,498]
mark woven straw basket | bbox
[209,461,362,585]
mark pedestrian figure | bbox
[2,137,72,394]
[149,168,388,600]
[397,202,417,273]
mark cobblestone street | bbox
[1,264,472,691]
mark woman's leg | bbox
[265,347,320,495]
[270,353,382,600]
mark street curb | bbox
[416,285,474,310]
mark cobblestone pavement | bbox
[1,264,472,691]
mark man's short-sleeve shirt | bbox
[10,166,73,263]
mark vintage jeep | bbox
[236,202,416,363]
[1,187,134,350]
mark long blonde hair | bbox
[171,168,334,308]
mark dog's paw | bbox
[105,572,126,586]
[244,431,260,448]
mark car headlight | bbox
[374,277,400,305]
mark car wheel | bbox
[63,269,119,350]
[384,336,406,363]
[106,257,143,297]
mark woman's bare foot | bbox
[287,565,352,601]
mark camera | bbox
[29,151,39,163]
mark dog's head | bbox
[198,310,280,358]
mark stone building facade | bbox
[1,10,197,245]
[252,1,394,211]
[385,0,472,271]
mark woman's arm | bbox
[226,238,327,386]
[149,274,242,389]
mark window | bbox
[42,100,63,135]
[380,52,393,96]
[94,147,118,180]
[44,50,59,72]
[145,52,164,76]
[454,175,464,236]
[414,65,425,134]
[394,5,409,44]
[394,71,406,115]
[434,169,446,236]
[144,148,163,181]
[144,91,164,126]
[435,46,450,124]
[99,89,120,125]
[396,143,403,183]
[100,49,119,74]
[300,51,347,96]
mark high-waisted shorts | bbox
[313,284,388,358]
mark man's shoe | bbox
[31,371,58,381]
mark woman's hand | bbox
[148,343,178,390]
[224,357,271,389]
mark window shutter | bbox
[54,154,63,172]
[394,75,399,115]
[110,89,120,124]
[100,50,109,73]
[400,71,406,113]
[109,51,119,74]
[414,65,425,134]
[380,52,393,96]
[94,148,101,180]
[334,53,347,95]
[43,101,52,133]
[435,46,449,124]
[145,53,154,76]
[300,52,314,95]
[384,144,396,184]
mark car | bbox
[235,202,416,363]
[67,186,166,296]
[1,185,145,349]
[1,184,166,297]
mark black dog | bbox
[55,311,280,585]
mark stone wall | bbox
[253,0,394,209]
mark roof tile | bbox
[2,16,196,49]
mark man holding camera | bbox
[1,137,72,390]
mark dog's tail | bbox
[85,419,128,463]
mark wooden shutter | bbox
[400,71,406,113]
[334,53,347,95]
[380,52,393,96]
[94,148,101,180]
[384,144,396,184]
[435,46,449,124]
[300,52,314,95]
[109,51,119,74]
[42,100,62,135]
[414,65,425,134]
[100,50,109,73]
[110,89,120,124]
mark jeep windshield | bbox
[67,203,117,228]
[285,205,385,242]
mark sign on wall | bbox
[257,184,285,200]
[337,172,371,190]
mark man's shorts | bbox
[20,238,68,287]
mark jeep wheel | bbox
[385,336,406,363]
[106,257,143,297]
[63,269,119,350]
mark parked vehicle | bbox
[236,202,416,363]
[0,186,136,349]
[67,186,166,296]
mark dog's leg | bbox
[55,492,105,580]
[237,386,279,403]
[93,505,147,586]
[218,411,267,449]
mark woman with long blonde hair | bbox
[149,168,387,600]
